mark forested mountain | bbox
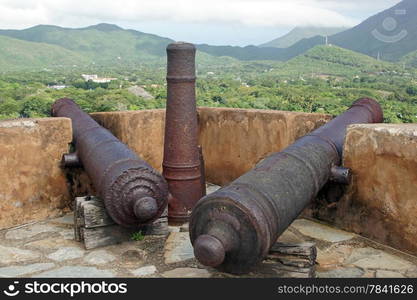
[0,35,88,70]
[0,23,173,65]
[260,27,348,48]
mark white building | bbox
[81,74,117,83]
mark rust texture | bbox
[163,42,204,224]
[52,98,169,227]
[190,98,383,274]
[198,146,207,197]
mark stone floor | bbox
[0,185,416,278]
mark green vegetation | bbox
[1,44,416,124]
[400,50,417,68]
[0,35,88,71]
[0,24,171,70]
[131,231,145,242]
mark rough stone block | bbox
[342,124,417,254]
[0,118,72,229]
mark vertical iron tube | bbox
[52,98,169,228]
[190,98,383,274]
[163,42,204,224]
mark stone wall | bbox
[305,124,417,255]
[197,108,331,185]
[0,118,72,229]
[91,110,165,172]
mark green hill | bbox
[0,24,242,71]
[259,27,348,48]
[0,35,88,71]
[279,45,398,77]
[400,50,417,67]
[0,24,174,65]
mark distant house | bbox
[81,74,117,83]
[48,85,67,90]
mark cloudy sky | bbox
[0,0,402,45]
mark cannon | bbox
[52,98,169,227]
[163,42,205,224]
[190,98,383,274]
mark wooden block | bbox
[73,195,169,249]
[270,242,316,262]
[266,254,313,268]
[74,197,86,242]
[266,242,317,278]
[82,199,115,228]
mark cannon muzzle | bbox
[52,98,169,227]
[190,98,383,274]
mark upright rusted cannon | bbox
[163,42,205,224]
[52,98,169,227]
[190,98,383,274]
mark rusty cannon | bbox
[52,98,169,227]
[190,98,383,274]
[163,42,205,224]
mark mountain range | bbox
[198,0,417,62]
[0,0,415,71]
[259,27,348,48]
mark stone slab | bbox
[376,270,405,278]
[50,213,74,225]
[34,266,115,278]
[291,219,355,243]
[0,263,55,278]
[164,232,194,264]
[25,238,79,250]
[206,184,221,195]
[317,267,364,278]
[5,224,59,240]
[0,246,40,265]
[346,248,414,271]
[131,265,157,277]
[162,268,211,278]
[47,247,85,262]
[83,250,116,265]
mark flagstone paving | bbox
[0,185,416,278]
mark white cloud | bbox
[0,0,402,29]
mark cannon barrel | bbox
[190,98,383,274]
[163,42,205,224]
[52,98,169,227]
